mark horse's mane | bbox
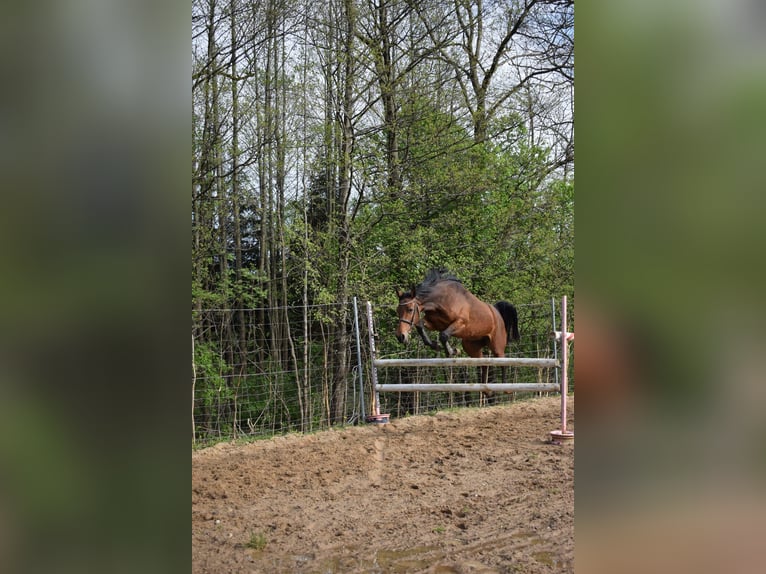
[416,268,464,299]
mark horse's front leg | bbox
[439,320,469,357]
[438,331,456,357]
[416,322,441,351]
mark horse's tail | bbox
[494,301,520,346]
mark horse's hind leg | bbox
[482,365,500,405]
[462,340,490,403]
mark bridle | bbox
[397,299,420,327]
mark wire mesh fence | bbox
[192,298,572,446]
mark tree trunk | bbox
[329,0,357,425]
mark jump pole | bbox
[352,296,366,422]
[374,357,557,368]
[549,295,574,444]
[376,383,560,393]
[365,300,389,424]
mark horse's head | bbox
[395,287,419,344]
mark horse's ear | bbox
[410,285,416,297]
[395,287,402,298]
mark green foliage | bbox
[193,342,229,390]
[351,101,573,307]
[192,342,234,430]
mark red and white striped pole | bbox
[560,295,568,433]
[550,296,574,443]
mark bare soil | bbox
[192,395,574,573]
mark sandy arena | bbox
[192,395,574,573]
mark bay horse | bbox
[395,269,519,392]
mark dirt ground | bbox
[192,395,574,573]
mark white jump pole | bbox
[373,350,561,392]
[374,357,558,368]
[377,383,560,393]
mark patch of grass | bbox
[246,531,268,551]
[193,422,358,451]
[432,526,446,534]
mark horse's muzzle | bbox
[396,332,409,345]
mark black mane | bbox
[416,268,463,299]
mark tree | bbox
[414,0,573,147]
[192,0,574,439]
